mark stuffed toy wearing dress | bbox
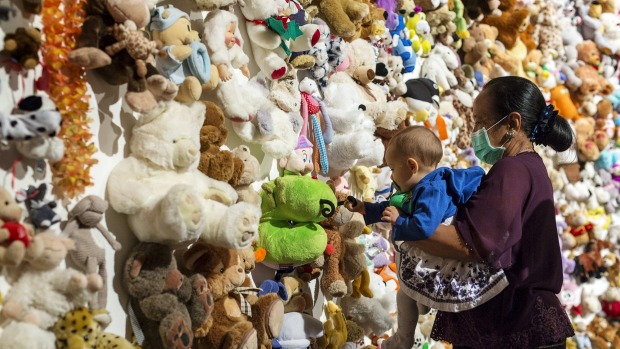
[0,186,43,267]
[61,195,121,309]
[106,100,261,249]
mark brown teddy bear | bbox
[231,145,261,206]
[481,0,530,50]
[0,186,43,267]
[184,242,285,349]
[320,188,369,298]
[462,0,501,21]
[309,0,370,39]
[460,23,490,74]
[2,27,41,70]
[124,242,213,349]
[198,101,244,186]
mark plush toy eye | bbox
[173,140,177,144]
[187,25,191,32]
[4,201,8,206]
[220,268,225,273]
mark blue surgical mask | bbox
[471,115,510,165]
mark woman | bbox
[413,76,575,348]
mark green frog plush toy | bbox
[258,176,337,267]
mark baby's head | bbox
[386,126,442,193]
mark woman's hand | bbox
[381,206,402,224]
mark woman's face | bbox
[472,89,510,146]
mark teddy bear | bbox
[309,0,370,39]
[320,188,369,298]
[0,321,55,349]
[0,186,43,267]
[231,145,262,207]
[420,43,460,91]
[149,5,220,103]
[579,2,617,55]
[257,175,337,267]
[531,3,564,58]
[183,241,285,349]
[406,12,432,57]
[240,0,319,80]
[192,0,242,11]
[61,195,121,309]
[572,65,614,116]
[68,0,178,113]
[53,307,134,349]
[460,23,491,75]
[106,100,261,249]
[322,82,385,176]
[462,0,501,21]
[2,232,102,330]
[2,27,41,69]
[480,0,530,50]
[124,242,213,349]
[198,101,244,186]
[426,3,458,46]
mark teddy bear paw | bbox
[68,47,111,70]
[69,273,88,290]
[225,202,260,249]
[164,314,193,349]
[147,75,179,101]
[86,273,103,292]
[125,91,159,114]
[177,189,205,236]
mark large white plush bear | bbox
[323,82,384,176]
[240,0,319,80]
[107,101,261,248]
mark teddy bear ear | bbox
[129,251,146,278]
[183,242,210,271]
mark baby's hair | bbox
[389,126,443,167]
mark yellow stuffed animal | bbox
[406,13,432,56]
[53,307,135,349]
[317,301,348,349]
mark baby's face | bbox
[385,145,419,193]
[225,22,237,49]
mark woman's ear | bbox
[509,112,523,133]
[407,158,419,174]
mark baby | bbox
[346,126,508,349]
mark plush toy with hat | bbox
[2,27,41,70]
[150,5,220,103]
[107,100,261,249]
[69,0,177,113]
[403,78,440,125]
[0,186,43,267]
[124,242,213,349]
[2,232,102,330]
[184,241,284,349]
[240,0,319,80]
[279,135,315,176]
[257,175,337,267]
[61,195,121,309]
[198,101,244,186]
[53,307,134,349]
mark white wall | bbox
[0,0,328,337]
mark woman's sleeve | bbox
[455,158,531,268]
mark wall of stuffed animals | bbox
[2,0,620,347]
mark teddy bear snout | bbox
[164,268,184,291]
[173,140,199,168]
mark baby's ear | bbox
[407,158,419,173]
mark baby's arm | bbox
[344,196,390,225]
[393,186,452,242]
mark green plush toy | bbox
[258,176,337,266]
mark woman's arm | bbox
[410,224,476,261]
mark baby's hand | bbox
[381,206,401,225]
[344,196,365,214]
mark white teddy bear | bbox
[420,44,459,92]
[107,101,261,248]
